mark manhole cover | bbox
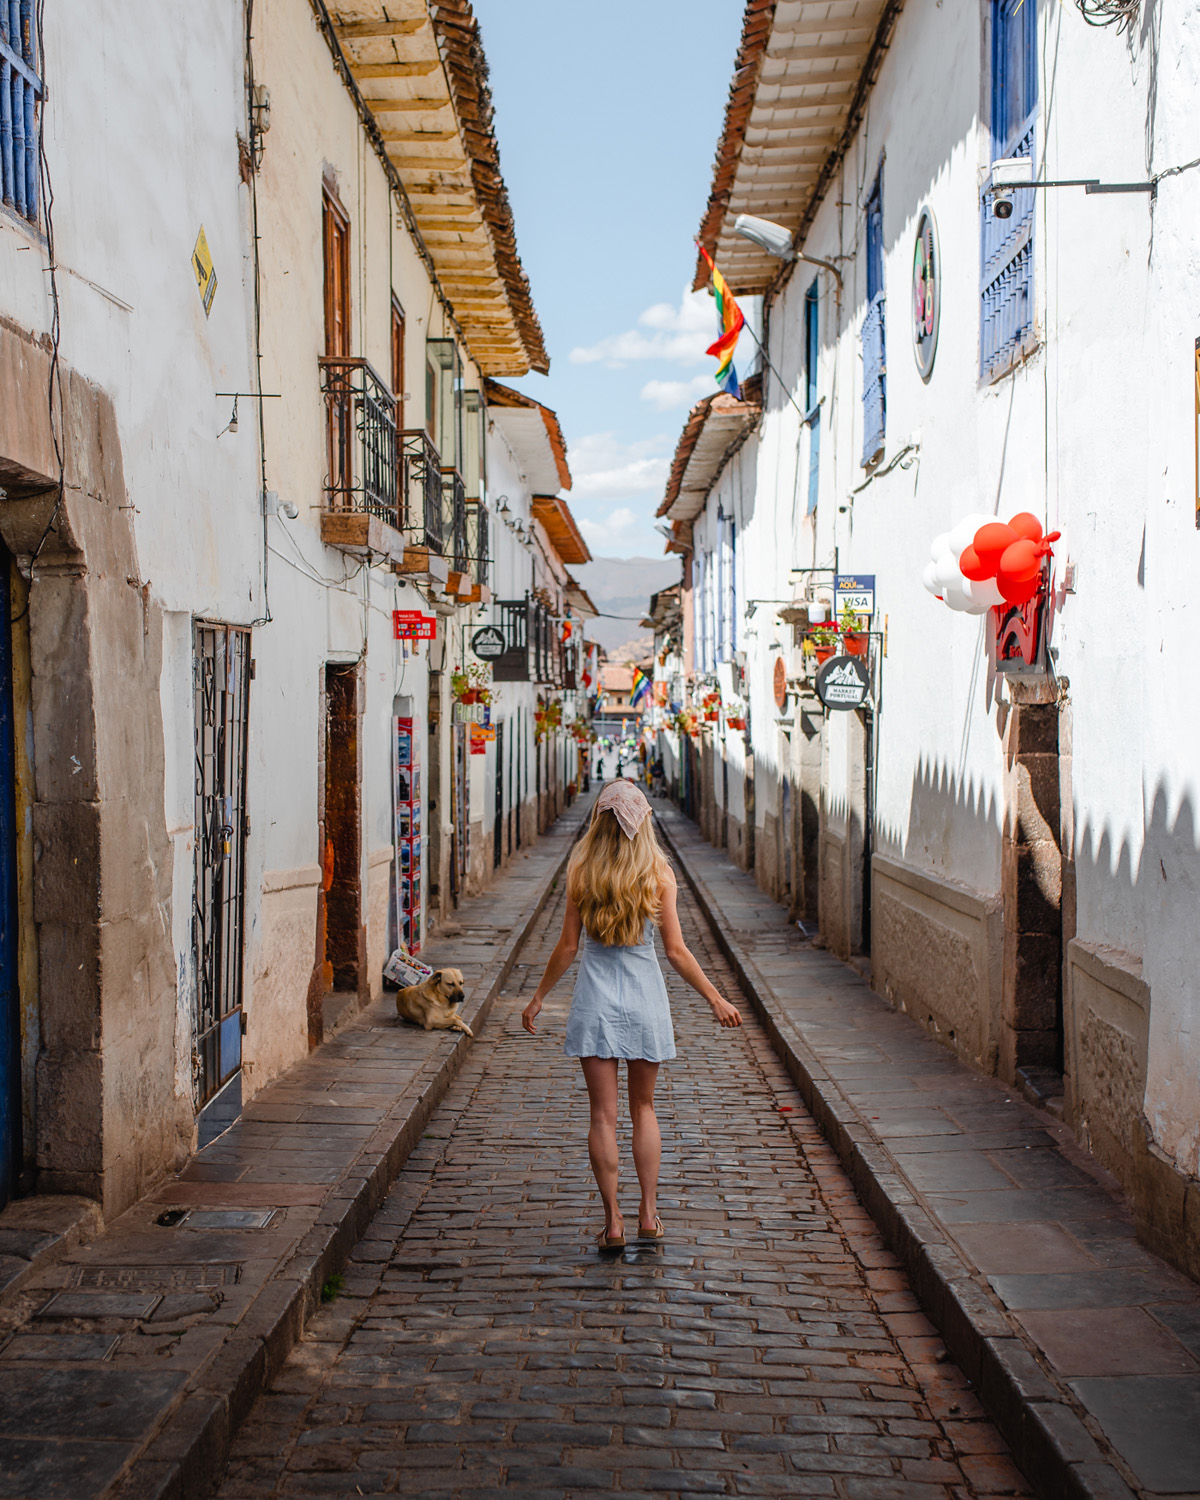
[68,1264,241,1289]
[180,1208,277,1230]
[38,1292,161,1320]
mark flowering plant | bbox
[451,662,493,706]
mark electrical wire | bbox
[1074,0,1141,33]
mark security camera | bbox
[992,189,1014,220]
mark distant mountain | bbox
[571,556,681,651]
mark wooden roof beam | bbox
[335,17,425,39]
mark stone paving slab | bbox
[656,801,1200,1500]
[0,800,589,1500]
[213,857,1032,1500]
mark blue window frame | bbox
[804,279,820,514]
[718,514,736,660]
[980,0,1038,381]
[0,2,41,225]
[861,170,885,467]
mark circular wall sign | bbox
[773,656,787,711]
[471,625,506,659]
[815,654,870,712]
[911,205,940,381]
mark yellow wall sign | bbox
[192,226,217,317]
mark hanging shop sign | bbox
[911,206,939,381]
[393,610,437,640]
[192,225,217,317]
[469,723,493,755]
[470,624,506,659]
[815,654,870,711]
[773,656,787,711]
[834,574,875,617]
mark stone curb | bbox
[111,811,585,1500]
[658,813,1136,1500]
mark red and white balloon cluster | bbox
[923,513,1060,614]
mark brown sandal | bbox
[637,1215,665,1241]
[596,1227,626,1251]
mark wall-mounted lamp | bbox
[732,214,844,292]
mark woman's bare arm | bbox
[521,893,583,1033]
[658,868,742,1028]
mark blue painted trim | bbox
[0,36,40,93]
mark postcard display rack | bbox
[393,717,423,952]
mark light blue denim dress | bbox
[564,923,676,1062]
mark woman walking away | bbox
[522,781,741,1250]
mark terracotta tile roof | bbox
[692,0,901,295]
[657,376,762,520]
[484,378,572,493]
[531,495,591,567]
[430,2,549,373]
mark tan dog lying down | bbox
[395,967,473,1036]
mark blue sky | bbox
[470,0,748,558]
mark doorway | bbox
[193,624,251,1140]
[493,719,504,869]
[0,548,19,1206]
[323,663,364,999]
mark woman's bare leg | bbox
[627,1060,661,1232]
[580,1057,622,1237]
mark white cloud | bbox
[639,374,715,411]
[569,431,670,500]
[569,287,714,368]
[579,506,639,544]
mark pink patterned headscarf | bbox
[595,779,652,840]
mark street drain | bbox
[158,1208,278,1230]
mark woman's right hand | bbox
[521,995,544,1034]
[710,996,742,1028]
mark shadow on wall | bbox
[874,755,1002,873]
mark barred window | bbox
[1,1,42,225]
[861,170,885,467]
[980,0,1038,382]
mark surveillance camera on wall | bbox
[992,189,1014,219]
[990,154,1032,218]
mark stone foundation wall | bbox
[873,855,1003,1072]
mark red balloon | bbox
[998,538,1041,591]
[998,572,1041,605]
[959,544,991,581]
[972,521,1018,576]
[1008,512,1043,542]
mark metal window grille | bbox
[719,517,737,660]
[441,467,467,573]
[861,173,886,467]
[192,625,251,1110]
[401,429,443,551]
[980,0,1038,382]
[465,501,489,588]
[0,2,41,224]
[320,357,399,527]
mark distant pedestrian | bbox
[521,780,741,1250]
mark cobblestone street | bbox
[215,876,1030,1500]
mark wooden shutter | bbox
[322,190,351,358]
[861,175,886,468]
[391,297,405,432]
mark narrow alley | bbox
[213,869,1029,1499]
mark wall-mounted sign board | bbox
[471,624,505,659]
[834,574,875,617]
[192,226,217,317]
[815,654,870,712]
[393,610,437,640]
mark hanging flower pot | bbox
[843,630,869,659]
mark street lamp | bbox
[732,214,844,292]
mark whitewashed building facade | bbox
[660,0,1200,1278]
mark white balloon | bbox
[934,551,964,589]
[943,579,989,614]
[964,575,1005,609]
[948,512,995,557]
[930,531,952,562]
[921,560,941,595]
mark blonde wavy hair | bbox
[567,804,671,947]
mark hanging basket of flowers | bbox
[451,662,494,707]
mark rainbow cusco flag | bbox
[699,244,745,398]
[631,667,651,706]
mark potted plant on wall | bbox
[805,622,840,663]
[839,604,869,659]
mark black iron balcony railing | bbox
[442,467,468,574]
[401,430,443,552]
[465,501,489,588]
[320,357,399,527]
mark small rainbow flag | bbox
[631,666,651,706]
[699,244,745,398]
